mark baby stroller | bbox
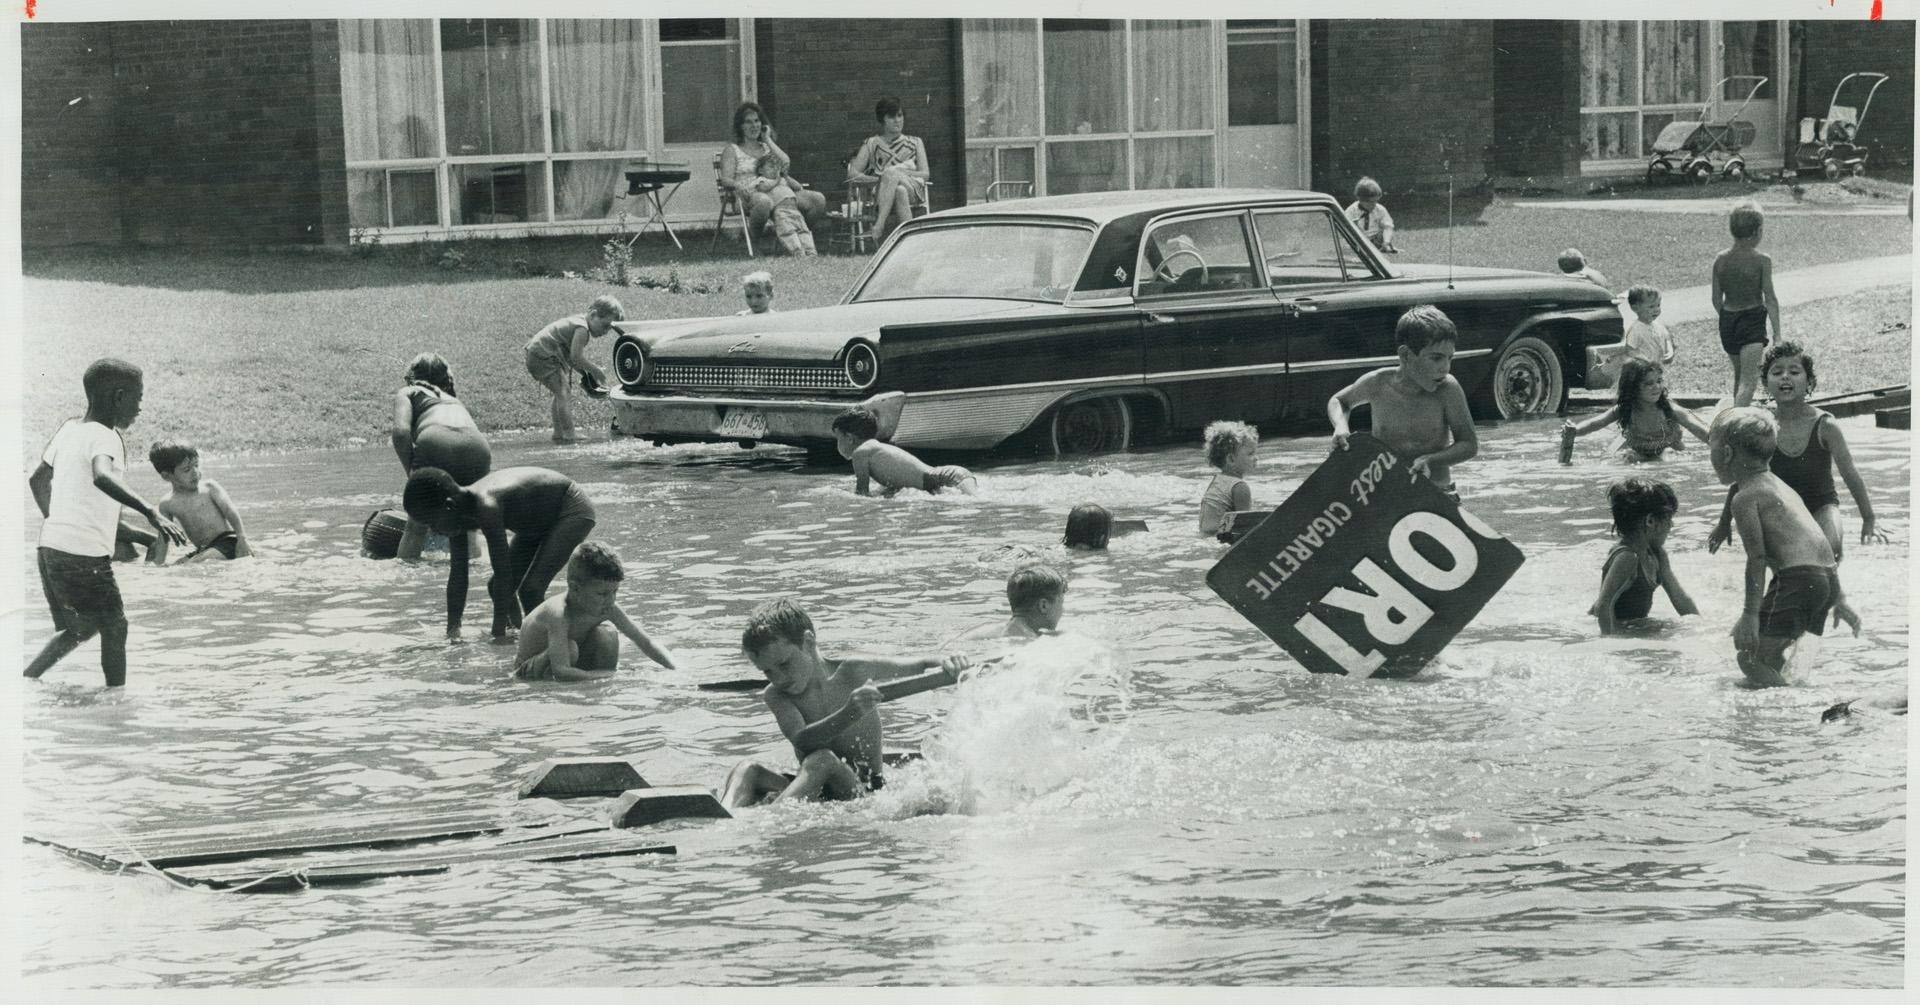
[1646,76,1767,185]
[1792,72,1890,180]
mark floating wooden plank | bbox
[610,786,732,829]
[1813,384,1909,420]
[1876,406,1910,430]
[24,801,515,871]
[697,678,765,693]
[517,758,649,799]
[163,827,676,892]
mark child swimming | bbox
[1063,503,1113,550]
[1589,477,1698,634]
[1562,358,1710,462]
[831,406,977,496]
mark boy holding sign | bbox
[1327,306,1479,504]
[722,599,972,806]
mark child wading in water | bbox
[514,541,678,681]
[147,441,252,563]
[1197,421,1258,538]
[525,295,620,443]
[832,406,977,496]
[1709,407,1860,687]
[1712,200,1782,407]
[1328,305,1478,503]
[1590,478,1698,634]
[958,561,1068,641]
[1562,358,1710,462]
[1709,342,1886,560]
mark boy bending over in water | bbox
[1328,304,1478,503]
[958,561,1066,641]
[147,441,251,563]
[1710,407,1859,687]
[832,406,977,496]
[514,541,678,681]
[722,599,971,807]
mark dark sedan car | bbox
[607,189,1625,456]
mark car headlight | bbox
[613,338,648,389]
[844,341,879,390]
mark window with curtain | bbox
[1720,22,1775,99]
[1580,20,1725,163]
[340,19,439,161]
[660,19,740,145]
[963,19,1039,139]
[1641,21,1705,106]
[440,19,542,157]
[1044,20,1126,135]
[1131,20,1212,132]
[548,19,649,220]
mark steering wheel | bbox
[1154,248,1210,288]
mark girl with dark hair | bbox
[391,352,492,558]
[720,101,821,255]
[1561,358,1710,462]
[846,95,930,242]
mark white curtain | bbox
[1135,136,1213,189]
[440,19,542,157]
[339,19,438,161]
[548,19,649,219]
[1131,20,1213,133]
[1043,20,1127,135]
[962,19,1039,138]
[1642,21,1704,106]
[1579,21,1635,108]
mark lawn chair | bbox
[709,151,755,256]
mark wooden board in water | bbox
[163,826,676,892]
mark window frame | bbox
[1133,209,1265,301]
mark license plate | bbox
[714,407,769,439]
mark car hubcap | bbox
[1054,399,1129,456]
[1500,351,1549,415]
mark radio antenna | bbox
[1446,168,1455,291]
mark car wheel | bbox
[1481,336,1565,419]
[1049,397,1132,457]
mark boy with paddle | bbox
[721,599,971,807]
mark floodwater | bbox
[17,417,1909,988]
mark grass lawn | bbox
[1662,284,1912,401]
[21,192,1913,457]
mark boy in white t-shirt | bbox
[1621,284,1676,367]
[25,359,186,687]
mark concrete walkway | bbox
[1641,254,1912,325]
[1517,197,1907,217]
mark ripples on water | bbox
[19,418,1908,987]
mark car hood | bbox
[632,299,1067,361]
[1390,263,1620,302]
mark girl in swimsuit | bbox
[1562,358,1710,462]
[1590,477,1698,634]
[391,354,492,559]
[1709,342,1887,560]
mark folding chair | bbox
[709,152,755,256]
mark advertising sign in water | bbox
[1205,433,1525,678]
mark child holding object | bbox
[403,466,597,641]
[1328,304,1478,504]
[1590,478,1698,634]
[721,600,972,807]
[514,542,678,682]
[147,441,251,563]
[1197,421,1258,538]
[1708,342,1887,561]
[1710,407,1859,687]
[832,405,977,496]
[525,294,621,443]
[25,359,188,687]
[1561,358,1711,463]
[1712,200,1782,407]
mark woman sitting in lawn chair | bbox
[719,101,822,256]
[846,95,931,244]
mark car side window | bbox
[1136,214,1261,298]
[1254,210,1379,285]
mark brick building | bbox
[19,17,1915,249]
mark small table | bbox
[622,163,692,249]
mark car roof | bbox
[920,188,1339,226]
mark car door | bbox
[1133,210,1289,430]
[1249,206,1405,419]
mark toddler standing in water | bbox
[1561,358,1710,462]
[1197,421,1258,538]
[1590,478,1698,634]
[525,294,621,443]
[1709,342,1886,560]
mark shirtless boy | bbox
[957,561,1066,642]
[831,406,977,496]
[1710,407,1859,687]
[1712,200,1782,407]
[1327,304,1479,503]
[513,541,677,681]
[404,466,596,640]
[722,599,971,807]
[147,441,251,563]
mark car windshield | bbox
[852,222,1093,304]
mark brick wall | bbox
[21,23,122,246]
[1796,20,1914,170]
[21,20,348,250]
[1491,21,1583,180]
[754,18,963,212]
[1313,21,1496,199]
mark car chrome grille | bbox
[647,363,853,393]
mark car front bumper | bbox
[608,390,906,445]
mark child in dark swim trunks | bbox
[148,440,251,564]
[1709,342,1887,561]
[404,466,596,640]
[721,599,971,807]
[1709,407,1860,687]
[1711,200,1781,407]
[831,406,977,496]
[513,541,677,681]
[1561,358,1711,462]
[1589,478,1697,634]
